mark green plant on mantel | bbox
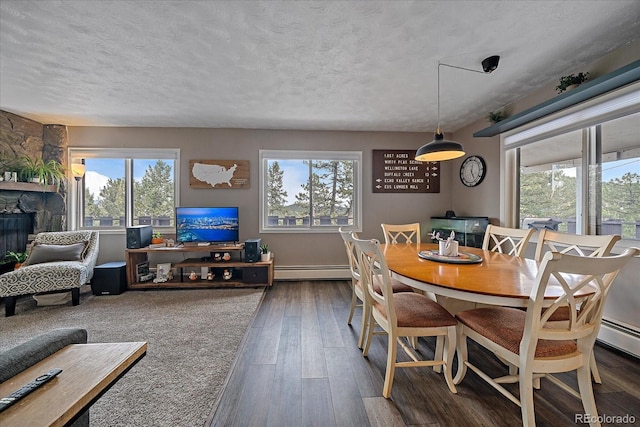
[17,156,66,190]
[555,72,589,93]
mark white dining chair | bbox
[482,224,534,258]
[381,223,421,245]
[534,229,621,383]
[380,222,426,350]
[353,235,458,398]
[338,227,413,350]
[454,248,638,427]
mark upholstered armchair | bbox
[0,231,99,316]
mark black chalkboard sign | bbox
[372,150,440,193]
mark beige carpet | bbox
[0,285,265,426]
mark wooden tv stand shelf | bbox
[125,244,273,289]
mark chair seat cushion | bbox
[456,307,577,358]
[374,293,457,328]
[544,305,571,322]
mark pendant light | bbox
[415,56,499,162]
[415,62,465,162]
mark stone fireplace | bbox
[0,110,68,258]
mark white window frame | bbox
[259,149,362,233]
[67,148,180,233]
[501,82,640,245]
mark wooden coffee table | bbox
[0,342,147,427]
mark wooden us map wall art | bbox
[372,150,440,193]
[189,159,250,189]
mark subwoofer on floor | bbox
[92,261,127,295]
[126,225,153,249]
[244,238,261,263]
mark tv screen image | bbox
[175,207,239,244]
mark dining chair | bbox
[482,224,534,258]
[454,248,638,427]
[338,227,413,350]
[352,235,458,398]
[534,229,621,383]
[380,222,426,350]
[381,223,421,245]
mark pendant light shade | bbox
[415,130,465,162]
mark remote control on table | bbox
[0,368,63,412]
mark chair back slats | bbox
[482,225,534,258]
[381,223,421,245]
[339,227,360,283]
[526,249,637,346]
[534,229,620,262]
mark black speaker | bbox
[243,266,268,284]
[244,238,261,263]
[126,225,152,249]
[91,262,127,295]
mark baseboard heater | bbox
[597,318,640,358]
[274,265,350,280]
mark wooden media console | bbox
[125,244,273,289]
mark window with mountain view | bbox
[69,149,179,230]
[260,150,362,232]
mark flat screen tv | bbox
[175,207,239,244]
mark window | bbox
[503,83,640,241]
[68,148,179,231]
[260,150,362,232]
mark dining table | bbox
[383,243,594,310]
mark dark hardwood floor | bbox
[209,280,640,427]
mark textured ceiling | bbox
[1,1,639,132]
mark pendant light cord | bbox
[436,59,495,136]
[437,62,441,134]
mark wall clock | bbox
[460,155,486,187]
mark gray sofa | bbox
[0,231,99,316]
[0,328,89,426]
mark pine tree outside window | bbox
[503,84,639,241]
[68,148,179,231]
[260,150,362,232]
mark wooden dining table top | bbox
[383,243,593,307]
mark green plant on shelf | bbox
[486,110,506,124]
[555,72,589,93]
[260,244,269,254]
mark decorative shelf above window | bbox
[0,181,59,193]
[473,60,640,138]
